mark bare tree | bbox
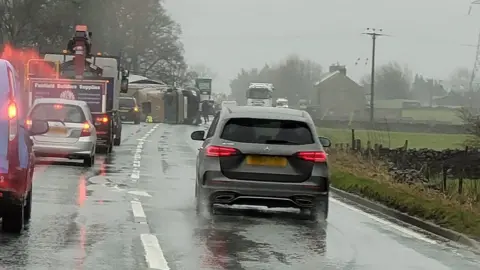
[457,107,480,147]
[0,0,188,83]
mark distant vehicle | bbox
[221,100,237,108]
[191,105,331,220]
[0,59,50,233]
[118,97,140,124]
[298,99,308,110]
[246,83,274,107]
[28,98,97,167]
[275,98,288,108]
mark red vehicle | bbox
[0,59,49,233]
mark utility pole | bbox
[468,1,480,108]
[363,28,386,123]
[466,30,480,108]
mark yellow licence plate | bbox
[49,127,67,134]
[246,156,287,167]
[119,109,129,112]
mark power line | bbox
[363,28,388,123]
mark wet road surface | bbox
[0,123,149,270]
[1,123,480,269]
[136,124,480,270]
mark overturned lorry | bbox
[132,86,201,125]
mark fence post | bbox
[351,129,355,150]
[403,140,408,151]
[458,146,468,195]
[374,143,380,157]
[442,165,447,192]
[355,139,362,152]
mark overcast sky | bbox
[164,0,480,92]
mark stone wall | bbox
[332,142,480,192]
[314,118,465,134]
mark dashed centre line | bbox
[130,124,158,182]
[131,200,146,218]
[141,234,170,269]
[128,124,169,269]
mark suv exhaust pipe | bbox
[214,193,236,203]
[293,196,314,207]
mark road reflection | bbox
[196,208,327,269]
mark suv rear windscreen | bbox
[119,98,135,107]
[220,118,314,145]
[30,104,86,123]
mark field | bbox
[401,108,461,123]
[317,127,469,150]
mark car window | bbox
[221,118,314,145]
[30,103,86,123]
[206,113,220,138]
[119,98,135,107]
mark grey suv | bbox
[191,106,331,220]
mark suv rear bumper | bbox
[200,171,329,208]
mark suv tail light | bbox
[296,151,327,162]
[205,146,239,157]
[8,101,17,141]
[80,122,91,136]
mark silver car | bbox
[27,98,97,167]
[191,106,331,220]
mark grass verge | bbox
[318,127,468,150]
[330,152,480,239]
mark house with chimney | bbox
[314,64,366,119]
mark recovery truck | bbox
[25,25,129,153]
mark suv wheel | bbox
[2,203,25,233]
[302,197,329,221]
[195,185,214,215]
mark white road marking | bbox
[128,190,151,197]
[141,234,170,269]
[130,124,171,269]
[131,201,146,218]
[131,170,140,179]
[330,197,437,244]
